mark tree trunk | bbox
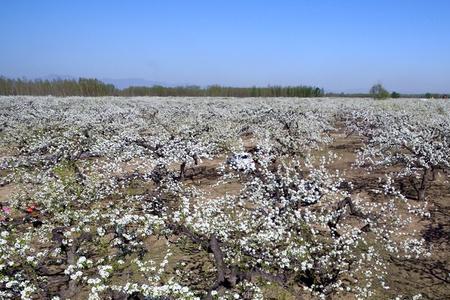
[417,188,426,201]
[179,161,186,180]
[411,169,428,201]
[430,167,437,181]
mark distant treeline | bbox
[0,77,324,97]
[122,85,324,97]
[0,77,116,97]
[325,92,449,99]
[1,77,447,98]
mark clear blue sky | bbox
[1,0,449,93]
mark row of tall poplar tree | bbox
[0,77,324,97]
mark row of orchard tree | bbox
[0,76,324,97]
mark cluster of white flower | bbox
[346,99,450,201]
[0,96,445,299]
